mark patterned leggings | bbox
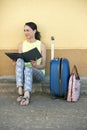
[16,58,45,92]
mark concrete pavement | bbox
[0,76,87,130]
[0,92,87,130]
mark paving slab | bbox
[0,92,87,130]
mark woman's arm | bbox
[31,43,46,69]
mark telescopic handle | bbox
[51,36,55,60]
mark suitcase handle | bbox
[51,36,55,60]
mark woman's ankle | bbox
[18,86,23,95]
[24,91,30,98]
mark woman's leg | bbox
[20,66,32,106]
[32,68,45,82]
[16,58,24,101]
[20,67,45,106]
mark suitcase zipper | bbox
[59,58,62,96]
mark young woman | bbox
[67,65,81,102]
[16,22,46,106]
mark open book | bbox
[5,47,42,62]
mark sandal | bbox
[17,94,23,102]
[20,97,30,106]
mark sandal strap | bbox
[22,97,27,102]
[17,94,23,102]
[20,97,30,106]
[22,97,30,102]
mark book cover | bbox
[5,47,42,62]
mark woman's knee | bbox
[16,58,24,66]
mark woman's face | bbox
[24,25,36,39]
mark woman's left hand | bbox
[30,60,37,67]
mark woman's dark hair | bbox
[25,22,41,40]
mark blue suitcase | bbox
[50,58,70,98]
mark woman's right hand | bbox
[12,60,16,66]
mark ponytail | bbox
[35,31,41,40]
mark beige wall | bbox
[0,0,87,76]
[0,0,87,49]
[0,49,87,76]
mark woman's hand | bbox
[30,60,37,67]
[12,60,16,66]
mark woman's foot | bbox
[20,91,31,106]
[17,95,23,102]
[20,97,30,106]
[17,86,24,102]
